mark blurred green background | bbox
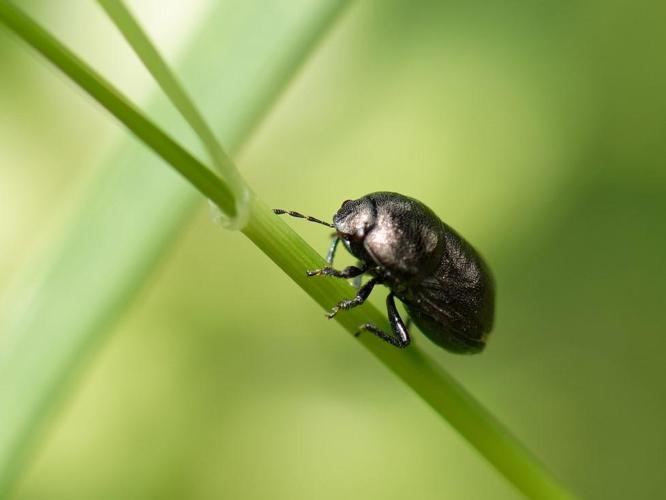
[2,0,666,499]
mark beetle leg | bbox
[352,260,364,289]
[354,293,411,348]
[326,277,379,319]
[307,264,367,278]
[326,235,340,265]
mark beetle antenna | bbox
[273,209,335,228]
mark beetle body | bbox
[275,192,495,353]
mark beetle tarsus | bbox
[356,323,410,348]
[326,307,340,319]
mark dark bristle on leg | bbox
[273,209,334,228]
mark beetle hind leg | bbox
[355,293,411,348]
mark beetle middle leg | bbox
[326,277,379,319]
[355,293,411,348]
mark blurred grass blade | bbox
[96,0,249,228]
[0,2,238,217]
[0,0,350,495]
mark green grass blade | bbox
[0,2,237,218]
[96,0,249,228]
[0,1,349,495]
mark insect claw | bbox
[306,269,321,277]
[326,307,339,319]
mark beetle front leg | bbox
[307,264,367,278]
[326,277,379,319]
[326,235,340,265]
[355,293,411,348]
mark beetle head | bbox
[333,197,376,242]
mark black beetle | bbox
[274,192,495,353]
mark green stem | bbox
[0,1,236,218]
[0,3,575,499]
